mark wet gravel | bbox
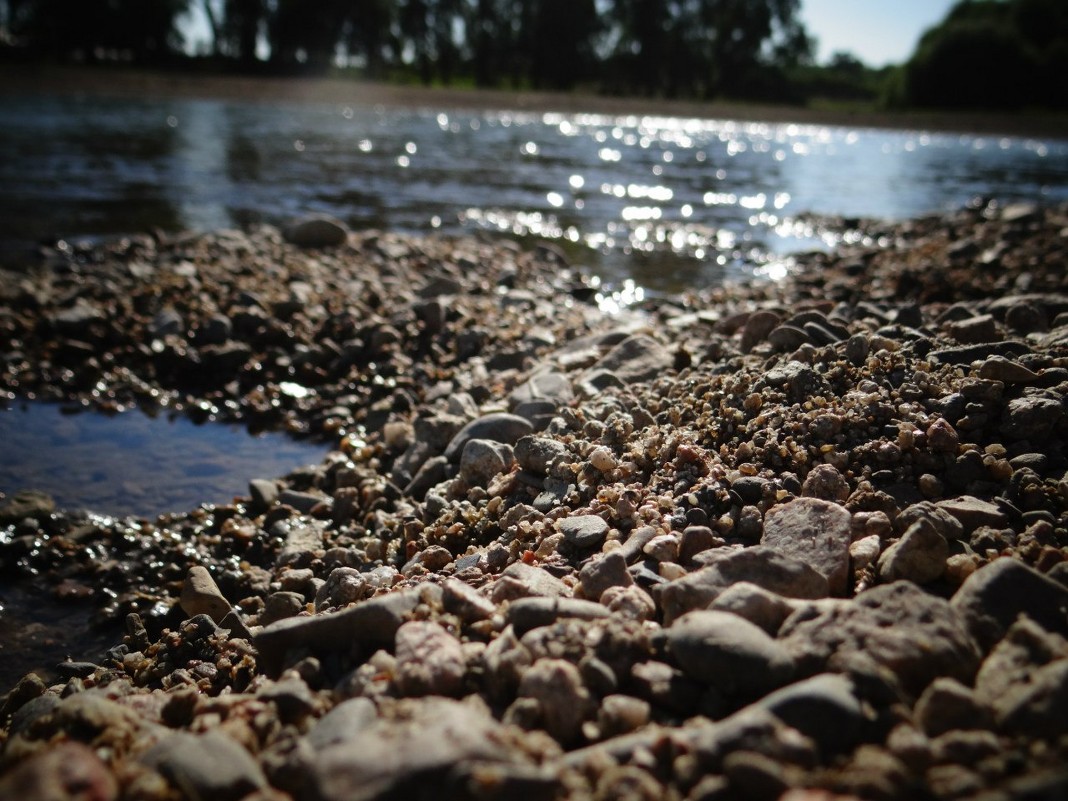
[1,200,1067,801]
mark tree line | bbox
[1,0,813,100]
[2,0,1066,109]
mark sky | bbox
[183,0,961,69]
[798,0,960,67]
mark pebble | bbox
[179,566,234,624]
[5,206,1068,800]
[577,550,633,600]
[876,519,949,585]
[444,413,534,462]
[394,620,465,697]
[779,581,981,696]
[140,730,267,801]
[283,214,349,247]
[459,438,515,487]
[762,497,852,595]
[659,546,829,624]
[950,557,1068,650]
[557,514,609,549]
[666,610,795,698]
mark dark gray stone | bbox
[141,731,267,801]
[950,557,1068,651]
[586,334,670,384]
[307,698,552,801]
[757,673,864,757]
[557,514,609,549]
[444,413,534,462]
[284,215,349,247]
[255,586,434,677]
[659,546,829,625]
[779,581,981,696]
[307,697,377,750]
[665,610,795,698]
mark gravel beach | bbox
[1,200,1067,800]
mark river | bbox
[1,90,1066,292]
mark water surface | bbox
[0,402,332,518]
[1,93,1065,290]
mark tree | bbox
[893,0,1068,109]
[10,0,189,62]
[528,0,599,90]
[343,0,397,77]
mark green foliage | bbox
[895,0,1068,110]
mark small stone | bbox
[950,557,1068,650]
[936,495,1008,534]
[141,731,267,801]
[876,520,948,585]
[779,581,981,696]
[768,325,811,351]
[179,566,233,624]
[762,497,852,596]
[441,578,496,622]
[588,445,617,472]
[707,582,796,635]
[659,546,828,625]
[844,333,870,365]
[307,697,377,750]
[494,562,570,599]
[0,742,117,801]
[394,621,465,697]
[309,698,540,800]
[557,514,609,549]
[507,596,610,635]
[757,673,864,758]
[849,535,882,572]
[642,533,680,562]
[578,550,633,600]
[459,438,514,487]
[926,418,960,453]
[601,584,656,621]
[1004,301,1047,334]
[586,334,670,384]
[976,356,1039,383]
[514,435,569,474]
[679,525,717,564]
[248,478,280,510]
[947,314,998,344]
[801,464,850,502]
[914,677,992,737]
[260,591,306,626]
[665,610,795,697]
[278,489,326,514]
[284,214,349,247]
[444,413,534,462]
[741,310,781,352]
[516,658,593,744]
[1000,396,1064,441]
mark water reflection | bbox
[0,94,1065,290]
[0,402,332,518]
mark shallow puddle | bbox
[0,401,333,519]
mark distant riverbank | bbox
[4,64,1068,140]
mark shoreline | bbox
[4,63,1068,140]
[1,202,1067,798]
